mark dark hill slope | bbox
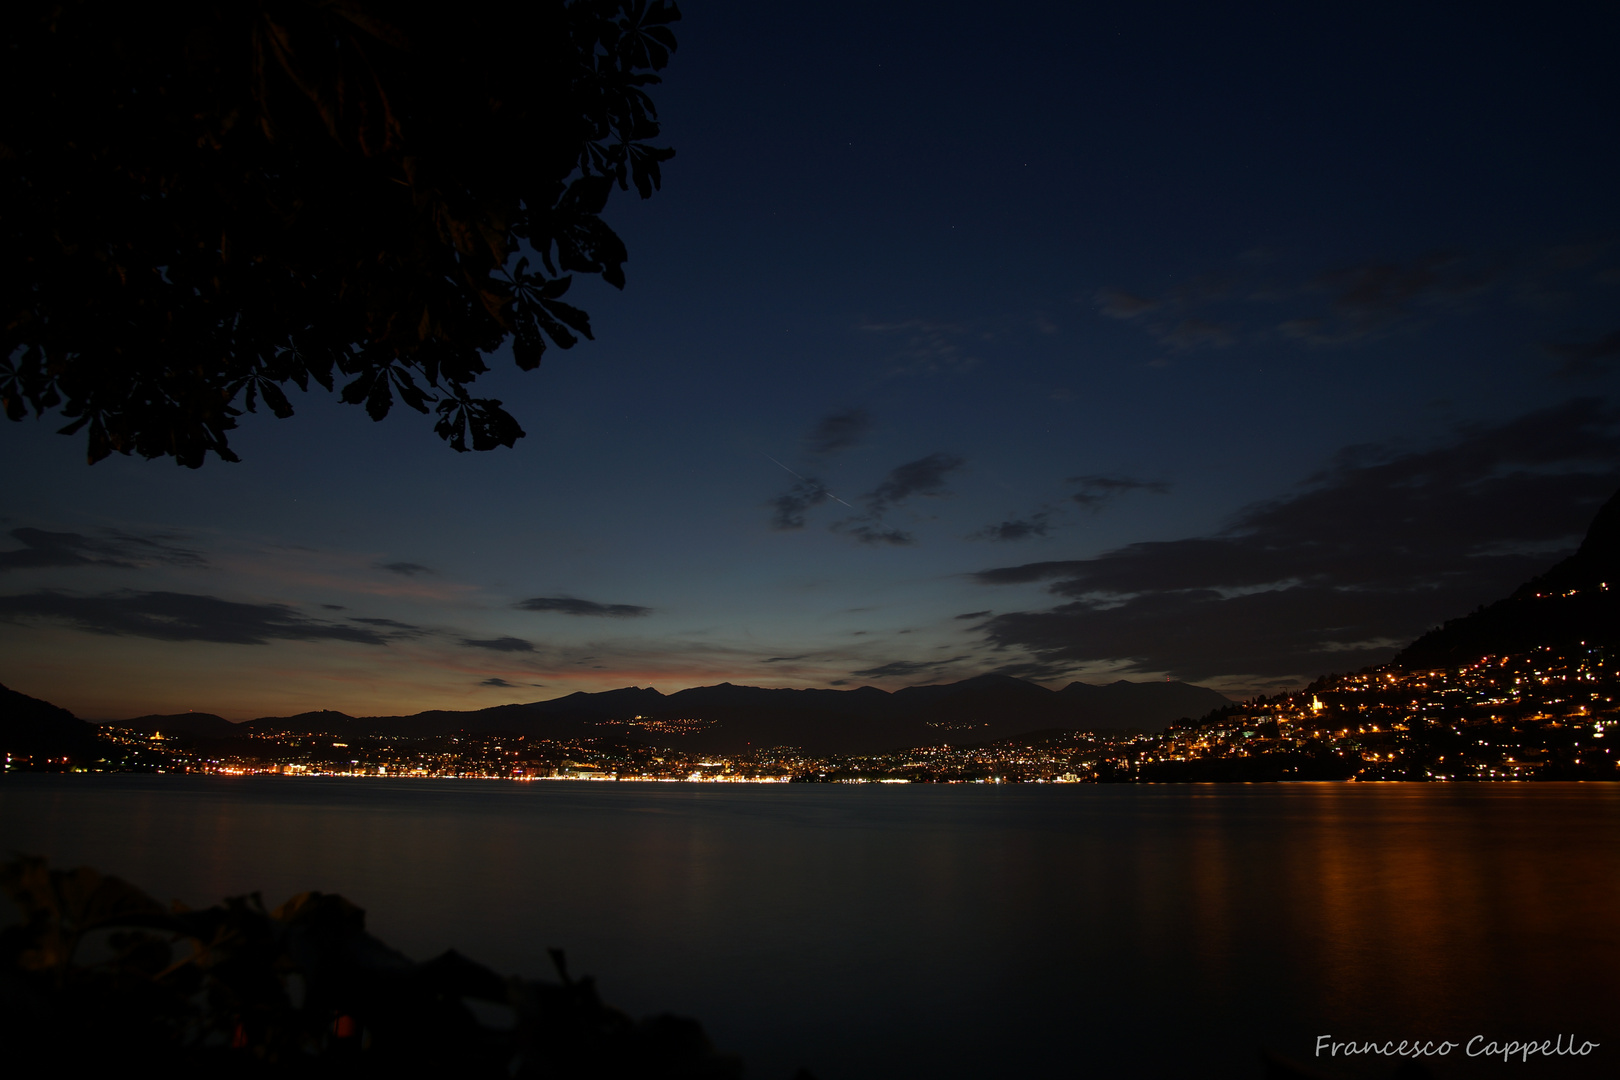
[243,709,359,734]
[1,682,98,760]
[107,712,240,740]
[1397,488,1620,668]
[1057,679,1230,727]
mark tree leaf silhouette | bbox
[1,1,680,466]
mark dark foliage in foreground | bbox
[0,856,740,1078]
[1,1,678,466]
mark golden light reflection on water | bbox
[3,778,1617,1078]
[1213,784,1620,1052]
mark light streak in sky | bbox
[766,455,855,508]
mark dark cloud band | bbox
[375,561,434,576]
[460,636,537,652]
[0,590,396,645]
[515,596,652,617]
[1069,476,1170,508]
[830,452,966,545]
[770,478,831,531]
[972,514,1052,542]
[974,399,1620,683]
[804,408,871,456]
[850,656,969,679]
[0,528,205,572]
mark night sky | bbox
[5,1,1620,720]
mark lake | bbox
[2,776,1616,1078]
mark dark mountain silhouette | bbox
[105,712,240,740]
[247,709,358,731]
[1054,678,1233,727]
[891,673,1053,716]
[1,682,98,761]
[531,686,670,717]
[1397,488,1620,668]
[233,675,1231,754]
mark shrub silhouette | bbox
[0,855,740,1077]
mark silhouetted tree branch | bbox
[0,0,679,466]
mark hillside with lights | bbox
[1104,490,1620,782]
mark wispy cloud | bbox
[1546,330,1620,377]
[804,408,871,456]
[1069,475,1171,509]
[460,636,537,652]
[861,319,979,376]
[769,477,833,531]
[850,656,970,680]
[0,528,205,573]
[832,452,966,546]
[1156,318,1235,351]
[515,596,652,618]
[218,548,479,603]
[1282,254,1498,344]
[0,590,400,645]
[765,410,870,530]
[865,453,965,513]
[375,561,434,576]
[970,511,1053,541]
[1095,250,1511,353]
[1093,289,1159,319]
[349,616,424,635]
[833,521,916,546]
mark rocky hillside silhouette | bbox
[0,682,97,762]
[1397,488,1620,668]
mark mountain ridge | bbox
[189,674,1233,754]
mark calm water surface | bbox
[2,777,1616,1079]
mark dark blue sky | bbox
[5,0,1620,718]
